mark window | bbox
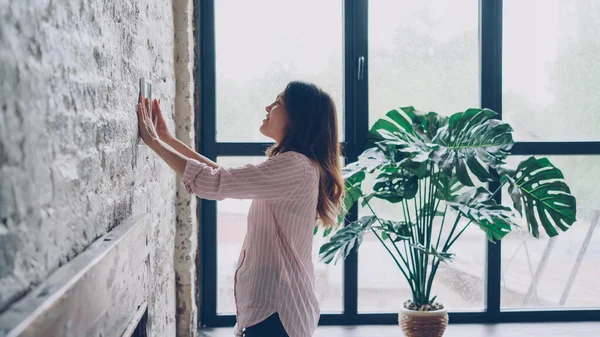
[500,157,600,309]
[500,0,600,312]
[214,0,344,142]
[199,0,600,326]
[503,0,600,141]
[368,0,480,123]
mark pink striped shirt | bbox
[182,151,320,337]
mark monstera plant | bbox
[316,107,577,337]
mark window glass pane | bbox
[368,0,479,125]
[361,0,483,313]
[216,156,343,314]
[501,155,600,309]
[214,0,344,142]
[357,173,486,312]
[503,0,600,141]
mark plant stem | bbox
[404,195,422,302]
[435,204,448,251]
[402,240,412,286]
[419,181,426,303]
[401,196,419,301]
[443,214,463,251]
[415,181,421,244]
[372,229,415,292]
[426,177,433,248]
[411,189,426,303]
[365,203,414,277]
[426,219,473,301]
[446,220,473,249]
[423,213,463,301]
[490,180,505,199]
[420,176,429,302]
[424,168,438,303]
[425,168,448,302]
[425,258,441,301]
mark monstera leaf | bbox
[434,171,465,202]
[412,111,449,141]
[335,148,390,229]
[336,162,366,226]
[411,243,455,263]
[432,108,514,186]
[362,164,419,205]
[373,220,412,242]
[357,147,389,173]
[501,156,577,238]
[366,107,421,149]
[447,187,518,242]
[373,125,437,178]
[319,215,378,264]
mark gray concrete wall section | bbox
[0,0,198,335]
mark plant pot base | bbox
[398,308,448,337]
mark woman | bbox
[137,81,344,337]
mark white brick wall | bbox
[0,0,194,335]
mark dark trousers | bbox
[243,313,289,337]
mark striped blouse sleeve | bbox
[182,151,307,201]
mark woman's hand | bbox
[137,95,160,148]
[152,99,174,142]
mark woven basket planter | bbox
[398,307,448,337]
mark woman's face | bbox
[260,93,289,143]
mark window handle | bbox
[357,56,365,80]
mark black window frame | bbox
[197,0,600,328]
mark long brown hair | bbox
[267,81,344,229]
